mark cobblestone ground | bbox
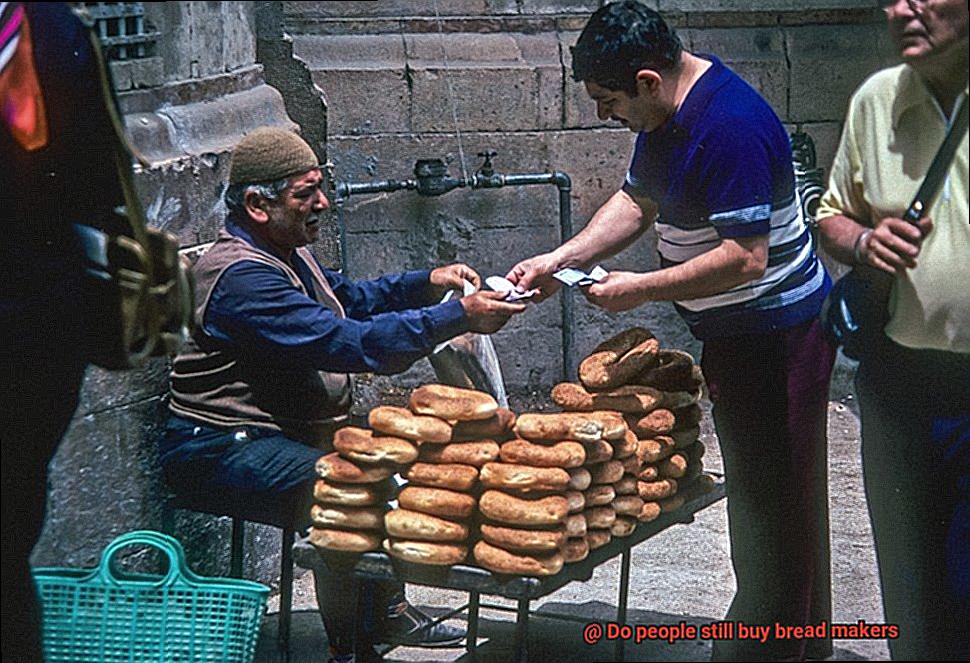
[255,401,889,662]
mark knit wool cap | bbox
[228,126,319,185]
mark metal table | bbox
[342,477,725,662]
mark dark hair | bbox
[571,1,683,95]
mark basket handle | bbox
[96,530,190,588]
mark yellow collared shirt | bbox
[818,64,969,353]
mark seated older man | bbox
[159,127,525,663]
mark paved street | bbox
[255,401,889,662]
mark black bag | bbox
[73,8,193,369]
[821,97,968,360]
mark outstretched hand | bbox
[505,252,564,303]
[430,263,481,297]
[460,290,527,334]
[581,271,650,312]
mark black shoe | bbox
[377,603,465,648]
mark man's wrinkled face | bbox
[585,81,664,133]
[884,0,969,65]
[264,168,329,251]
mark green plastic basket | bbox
[32,530,269,663]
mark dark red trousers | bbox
[704,318,835,662]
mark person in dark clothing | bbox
[1,3,129,660]
[159,126,524,663]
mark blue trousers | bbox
[159,416,405,655]
[856,339,969,660]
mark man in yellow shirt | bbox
[816,0,968,658]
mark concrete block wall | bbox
[286,0,897,399]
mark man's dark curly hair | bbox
[571,1,683,96]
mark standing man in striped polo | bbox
[507,2,834,660]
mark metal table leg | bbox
[467,591,480,661]
[615,550,631,662]
[278,528,294,662]
[513,597,529,663]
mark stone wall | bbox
[285,0,897,406]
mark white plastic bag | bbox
[428,280,509,408]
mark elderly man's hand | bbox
[430,263,481,297]
[460,290,527,334]
[505,252,564,303]
[581,271,650,312]
[861,216,933,275]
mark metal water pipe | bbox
[331,151,576,382]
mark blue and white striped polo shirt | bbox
[623,56,830,340]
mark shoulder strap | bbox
[903,94,969,223]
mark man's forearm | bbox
[554,189,651,267]
[639,237,767,302]
[818,214,868,266]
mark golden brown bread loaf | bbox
[584,505,617,529]
[611,515,637,537]
[310,504,385,530]
[551,382,663,414]
[315,453,395,484]
[638,502,661,523]
[586,528,612,550]
[451,408,516,441]
[383,539,467,566]
[612,495,645,517]
[589,460,624,485]
[663,389,703,410]
[669,425,701,449]
[404,463,479,492]
[564,512,587,538]
[582,439,614,465]
[583,484,616,507]
[562,536,589,563]
[479,523,566,553]
[409,384,498,421]
[333,427,418,465]
[369,406,452,443]
[658,453,689,479]
[479,490,569,527]
[313,479,392,507]
[514,412,626,443]
[620,454,641,476]
[499,439,586,468]
[309,527,381,552]
[397,486,477,519]
[565,490,586,514]
[480,463,571,493]
[579,328,659,391]
[473,540,564,576]
[384,509,469,542]
[418,440,500,467]
[626,409,675,437]
[610,430,638,459]
[637,465,659,482]
[613,475,638,495]
[637,478,678,501]
[636,436,677,464]
[567,467,593,491]
[635,349,697,391]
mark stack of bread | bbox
[310,426,418,554]
[552,327,712,531]
[473,410,628,572]
[370,384,502,567]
